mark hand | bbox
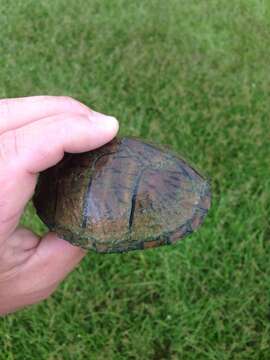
[0,96,118,315]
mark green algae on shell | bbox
[33,137,211,253]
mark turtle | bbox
[33,137,211,253]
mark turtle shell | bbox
[33,137,211,253]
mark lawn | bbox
[0,0,270,359]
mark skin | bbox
[0,96,119,315]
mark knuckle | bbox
[45,286,57,298]
[56,113,84,135]
[0,210,21,226]
[0,129,20,162]
[0,99,11,119]
[30,95,53,105]
[59,96,80,110]
[57,96,89,114]
[25,280,58,300]
[0,100,11,132]
[14,227,33,239]
[36,288,56,302]
[0,248,13,268]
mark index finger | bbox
[0,111,119,243]
[0,96,91,135]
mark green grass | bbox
[1,0,270,358]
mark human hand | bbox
[0,96,118,315]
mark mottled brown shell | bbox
[33,137,211,253]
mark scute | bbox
[33,137,211,253]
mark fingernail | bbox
[89,111,119,133]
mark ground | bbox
[0,0,270,359]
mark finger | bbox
[8,227,40,252]
[0,234,84,315]
[33,233,85,286]
[0,112,118,173]
[0,227,40,275]
[0,96,92,135]
[14,233,85,296]
[0,111,119,241]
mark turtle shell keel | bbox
[33,137,211,253]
